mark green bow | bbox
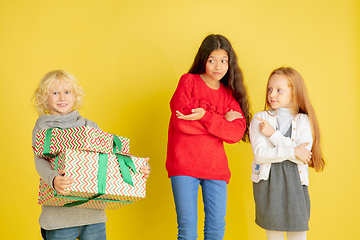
[112,134,137,187]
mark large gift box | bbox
[33,126,130,158]
[38,149,147,210]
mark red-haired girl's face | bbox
[267,74,293,109]
[47,81,75,115]
[200,49,229,89]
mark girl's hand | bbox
[176,108,205,121]
[53,169,74,194]
[140,158,150,178]
[294,143,312,164]
[225,110,243,121]
[255,116,276,137]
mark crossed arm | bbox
[251,115,312,165]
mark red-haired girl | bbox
[250,67,325,240]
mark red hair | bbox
[265,67,325,172]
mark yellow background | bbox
[0,0,359,239]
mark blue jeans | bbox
[41,223,106,240]
[171,176,227,240]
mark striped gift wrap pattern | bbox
[33,126,130,158]
[38,149,146,210]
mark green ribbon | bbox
[112,134,123,153]
[112,134,137,187]
[115,154,136,187]
[97,153,108,195]
[43,128,56,158]
[60,194,133,207]
[53,155,60,196]
[62,194,102,207]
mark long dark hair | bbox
[189,34,251,142]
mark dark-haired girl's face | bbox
[200,49,229,89]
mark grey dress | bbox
[253,126,310,231]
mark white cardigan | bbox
[250,110,313,186]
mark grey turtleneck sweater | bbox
[32,110,106,230]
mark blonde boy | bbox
[32,70,149,240]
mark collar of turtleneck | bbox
[35,110,86,130]
[277,108,293,117]
[276,108,294,135]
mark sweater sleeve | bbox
[250,113,298,164]
[268,130,297,147]
[170,74,209,135]
[199,94,246,143]
[33,126,59,189]
[84,118,100,130]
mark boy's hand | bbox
[53,169,74,194]
[140,158,150,178]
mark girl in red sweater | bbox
[166,34,251,239]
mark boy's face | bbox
[47,80,75,115]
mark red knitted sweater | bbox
[166,73,246,183]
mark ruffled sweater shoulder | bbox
[166,73,247,183]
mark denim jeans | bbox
[41,222,106,240]
[171,176,227,240]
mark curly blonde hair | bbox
[33,70,85,115]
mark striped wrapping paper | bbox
[38,149,147,210]
[33,126,130,158]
